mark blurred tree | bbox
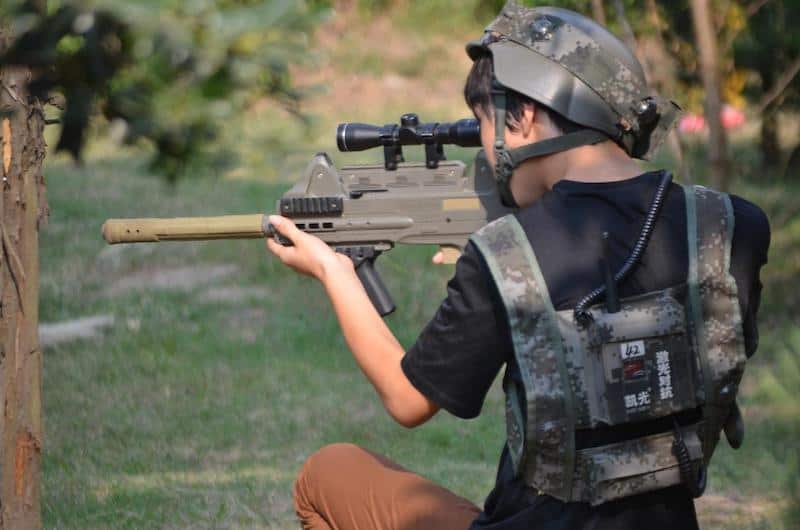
[0,1,325,527]
[591,0,606,25]
[734,0,800,173]
[690,0,729,190]
[611,0,637,51]
[636,0,690,180]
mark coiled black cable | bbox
[671,418,707,498]
[573,170,674,325]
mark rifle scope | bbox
[336,113,481,170]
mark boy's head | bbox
[464,51,584,138]
[465,1,679,206]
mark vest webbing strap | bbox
[683,184,745,462]
[470,214,577,501]
[684,185,709,414]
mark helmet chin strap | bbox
[491,86,609,208]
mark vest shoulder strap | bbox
[470,215,577,501]
[684,184,746,460]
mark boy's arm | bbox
[266,215,440,428]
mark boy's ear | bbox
[520,103,537,138]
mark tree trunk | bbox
[0,18,47,530]
[689,0,730,190]
[612,0,638,53]
[611,0,689,180]
[591,0,606,26]
[642,0,690,181]
[760,104,781,170]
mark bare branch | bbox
[758,55,800,113]
[747,0,771,17]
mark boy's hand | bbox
[431,247,461,265]
[266,215,353,280]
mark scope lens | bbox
[337,123,384,152]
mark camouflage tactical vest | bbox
[470,185,746,505]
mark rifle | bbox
[102,113,512,316]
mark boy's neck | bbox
[512,140,643,207]
[559,141,643,184]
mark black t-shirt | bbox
[402,172,771,530]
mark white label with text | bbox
[619,340,646,360]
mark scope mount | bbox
[383,113,445,171]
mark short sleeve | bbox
[401,242,511,419]
[729,195,771,357]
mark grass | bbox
[40,138,800,530]
[40,150,504,529]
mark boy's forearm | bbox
[265,216,438,426]
[320,260,439,427]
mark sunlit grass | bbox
[41,140,799,529]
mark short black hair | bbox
[464,52,583,134]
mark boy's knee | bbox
[298,443,363,483]
[293,443,365,509]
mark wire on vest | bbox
[574,171,674,326]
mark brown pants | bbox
[293,443,481,530]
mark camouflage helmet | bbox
[467,1,680,162]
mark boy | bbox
[267,3,769,529]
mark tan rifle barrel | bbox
[102,214,267,244]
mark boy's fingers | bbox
[266,236,294,263]
[266,237,282,258]
[268,215,303,243]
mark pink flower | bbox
[677,106,746,135]
[679,114,706,134]
[721,105,745,130]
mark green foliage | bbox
[734,0,800,108]
[1,0,329,179]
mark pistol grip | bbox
[355,258,395,316]
[337,246,395,316]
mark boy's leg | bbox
[293,443,481,530]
